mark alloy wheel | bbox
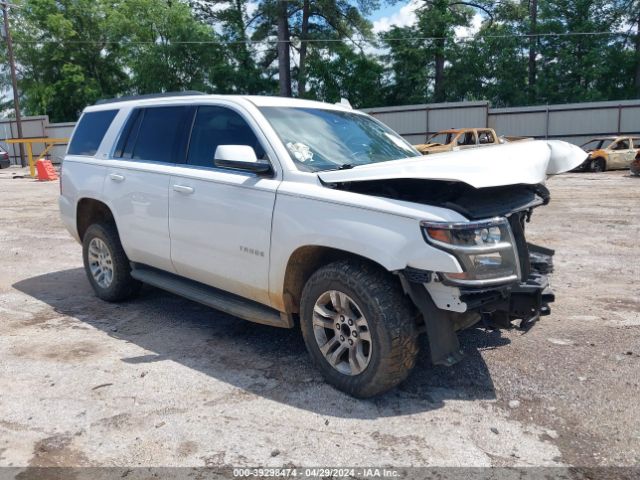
[312,290,372,376]
[88,237,114,288]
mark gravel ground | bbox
[0,166,638,472]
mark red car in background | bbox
[0,146,10,169]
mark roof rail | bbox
[95,91,206,105]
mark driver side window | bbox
[187,106,267,168]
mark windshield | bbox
[259,107,420,172]
[580,139,611,151]
[426,132,454,145]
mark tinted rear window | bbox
[68,110,118,156]
[131,106,193,163]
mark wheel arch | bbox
[280,245,395,315]
[76,197,118,242]
[591,155,607,171]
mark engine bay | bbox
[331,178,550,220]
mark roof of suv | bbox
[85,94,354,113]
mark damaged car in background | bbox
[414,127,503,155]
[60,95,586,398]
[576,136,639,172]
[413,127,531,155]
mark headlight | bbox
[421,217,520,286]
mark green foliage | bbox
[107,0,228,94]
[378,0,639,107]
[304,43,385,107]
[13,0,127,121]
[188,0,275,93]
[4,0,640,121]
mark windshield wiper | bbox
[337,163,354,170]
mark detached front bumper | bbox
[400,243,556,366]
[460,243,555,331]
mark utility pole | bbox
[276,0,292,97]
[2,1,25,167]
[528,0,538,105]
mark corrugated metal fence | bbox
[0,116,75,165]
[2,99,639,165]
[362,99,640,147]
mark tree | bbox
[446,0,528,106]
[528,0,538,103]
[304,41,385,107]
[380,0,483,104]
[107,0,232,94]
[380,25,432,105]
[277,0,292,96]
[535,0,627,104]
[189,0,274,93]
[12,0,238,121]
[251,0,379,97]
[13,0,127,121]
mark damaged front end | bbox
[317,140,586,366]
[336,178,556,367]
[395,182,555,366]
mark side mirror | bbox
[213,145,271,174]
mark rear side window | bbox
[187,106,266,168]
[129,106,192,163]
[114,109,144,159]
[478,130,495,144]
[68,110,118,156]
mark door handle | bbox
[109,173,125,182]
[173,184,194,194]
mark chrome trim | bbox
[427,239,513,254]
[441,273,519,287]
[421,217,507,231]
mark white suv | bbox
[59,93,585,397]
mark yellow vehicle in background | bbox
[414,128,506,155]
[577,136,640,172]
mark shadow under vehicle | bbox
[13,267,508,418]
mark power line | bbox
[6,31,631,46]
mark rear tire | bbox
[590,157,605,172]
[82,223,141,302]
[300,260,419,398]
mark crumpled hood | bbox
[318,140,587,189]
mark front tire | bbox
[590,157,606,172]
[300,260,419,398]
[82,223,141,302]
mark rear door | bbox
[624,138,637,167]
[103,105,193,272]
[607,138,633,169]
[168,105,279,305]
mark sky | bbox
[368,1,484,37]
[368,0,422,34]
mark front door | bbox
[168,105,279,306]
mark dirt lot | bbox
[0,167,638,471]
